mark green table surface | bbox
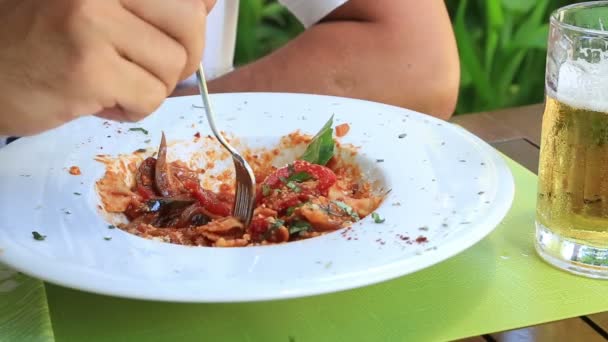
[4,157,608,342]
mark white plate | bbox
[0,93,514,302]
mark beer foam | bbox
[549,59,608,112]
[555,58,608,112]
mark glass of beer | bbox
[536,2,608,278]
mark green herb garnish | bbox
[333,201,360,220]
[108,225,116,229]
[285,206,297,216]
[286,181,301,193]
[263,219,285,239]
[371,212,385,223]
[32,231,46,241]
[300,115,335,165]
[289,221,312,235]
[129,127,149,135]
[287,171,313,183]
[262,184,271,197]
[398,133,407,139]
[73,192,81,196]
[104,237,112,241]
[135,148,147,153]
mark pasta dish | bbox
[96,117,383,247]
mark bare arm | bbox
[190,0,459,119]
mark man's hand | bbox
[0,0,215,136]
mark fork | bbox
[195,64,256,226]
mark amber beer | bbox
[537,95,608,247]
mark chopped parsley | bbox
[32,231,46,241]
[286,181,302,193]
[371,212,385,223]
[144,139,151,144]
[289,221,312,235]
[73,192,82,196]
[263,219,285,239]
[398,133,407,138]
[108,225,116,229]
[129,127,149,135]
[271,219,285,230]
[262,184,271,197]
[135,148,147,153]
[104,237,112,241]
[287,171,313,183]
[285,206,297,216]
[333,201,360,220]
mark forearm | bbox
[207,1,459,119]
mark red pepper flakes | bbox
[68,166,81,175]
[194,132,201,139]
[415,236,428,244]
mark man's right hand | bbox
[0,0,215,136]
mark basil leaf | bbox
[287,171,313,183]
[371,212,385,224]
[332,200,360,220]
[300,115,335,165]
[262,184,271,197]
[286,181,301,193]
[289,221,312,235]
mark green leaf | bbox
[129,127,148,135]
[484,31,499,74]
[287,171,313,183]
[511,24,549,49]
[261,2,287,25]
[261,184,271,197]
[300,115,335,165]
[454,0,494,105]
[285,206,297,217]
[332,201,360,221]
[288,221,312,235]
[371,212,385,224]
[263,219,285,239]
[487,0,504,29]
[32,231,46,241]
[502,0,536,14]
[286,181,301,193]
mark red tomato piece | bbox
[184,181,232,217]
[262,160,337,195]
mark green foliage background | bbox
[234,0,585,115]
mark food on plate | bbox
[96,117,384,247]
